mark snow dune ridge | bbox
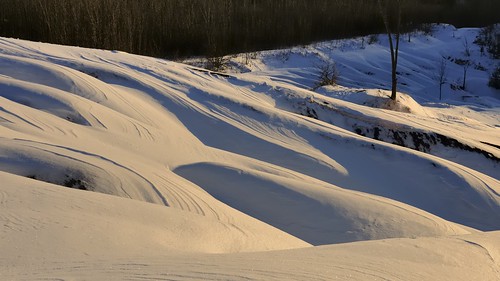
[0,26,499,280]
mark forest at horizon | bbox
[0,0,498,58]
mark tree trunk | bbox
[391,63,398,100]
[462,67,467,90]
[378,0,401,101]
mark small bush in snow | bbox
[368,34,379,45]
[315,61,339,89]
[489,66,500,90]
[419,23,435,36]
[277,50,292,63]
[474,63,487,71]
[205,56,229,72]
[64,177,87,190]
[243,52,258,65]
[434,58,448,100]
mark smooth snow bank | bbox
[2,217,499,280]
[1,172,497,280]
[0,172,309,254]
[175,162,470,245]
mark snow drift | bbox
[0,25,499,280]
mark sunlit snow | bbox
[0,25,498,280]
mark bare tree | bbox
[455,58,471,90]
[463,38,471,57]
[434,58,448,100]
[315,61,339,89]
[378,0,402,101]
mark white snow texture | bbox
[0,25,499,280]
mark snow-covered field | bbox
[0,25,499,280]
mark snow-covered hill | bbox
[193,24,500,178]
[0,25,499,280]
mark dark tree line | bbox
[0,0,498,59]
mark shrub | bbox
[63,177,87,190]
[315,61,339,89]
[277,50,292,63]
[489,66,500,89]
[205,56,229,72]
[367,34,379,45]
[419,23,435,36]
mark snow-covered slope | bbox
[213,24,500,178]
[0,171,308,254]
[0,25,499,280]
[1,173,499,281]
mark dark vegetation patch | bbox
[435,134,498,162]
[474,24,500,59]
[352,125,499,163]
[305,108,319,119]
[24,173,91,191]
[63,176,88,191]
[391,130,407,147]
[80,70,100,79]
[355,128,364,136]
[489,66,500,89]
[295,100,498,163]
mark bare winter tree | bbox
[315,61,339,89]
[434,58,448,100]
[455,58,471,90]
[378,0,402,101]
[463,38,471,57]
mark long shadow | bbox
[88,68,348,185]
[294,125,500,231]
[174,162,361,245]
